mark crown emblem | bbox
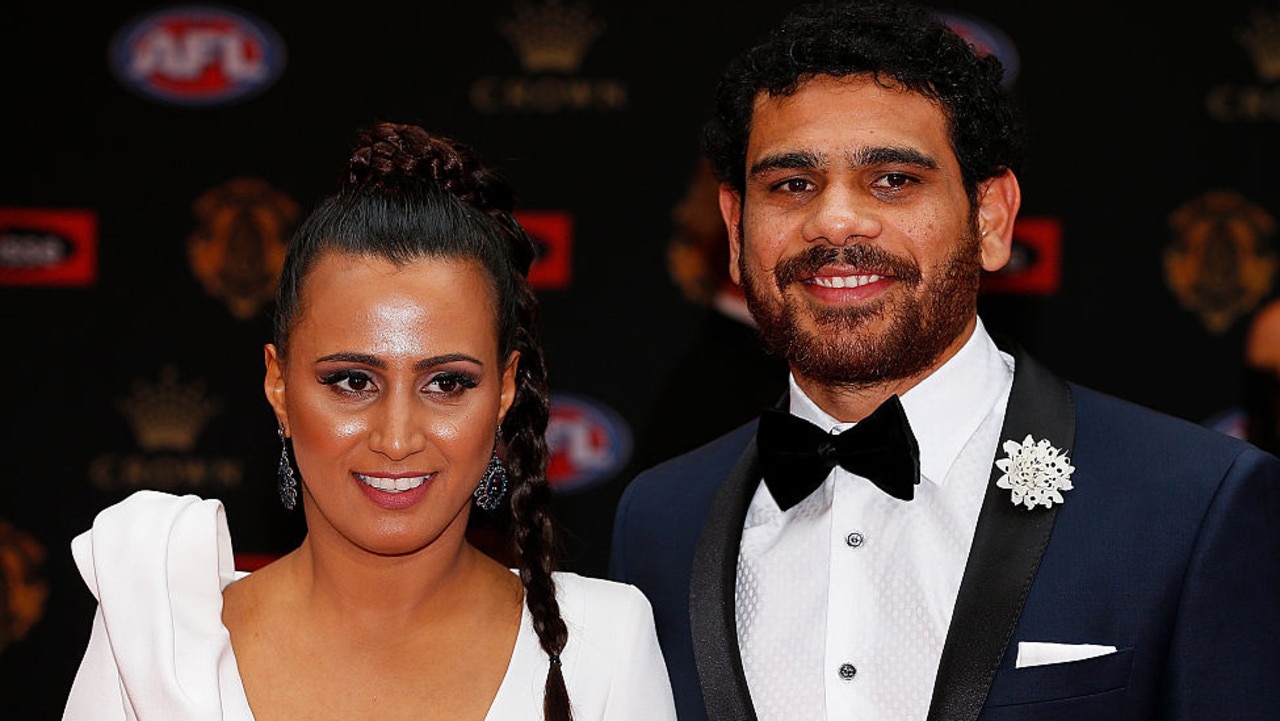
[116,366,221,452]
[498,0,605,73]
[1237,6,1280,82]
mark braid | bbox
[345,123,470,196]
[503,274,573,721]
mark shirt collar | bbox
[788,318,1013,486]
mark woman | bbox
[64,123,676,720]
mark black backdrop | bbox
[4,1,1279,716]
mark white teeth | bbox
[356,473,428,493]
[811,274,883,288]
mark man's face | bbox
[721,74,1014,389]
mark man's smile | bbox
[806,273,885,289]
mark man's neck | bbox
[793,318,978,423]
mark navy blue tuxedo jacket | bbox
[609,346,1280,720]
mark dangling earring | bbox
[277,425,298,511]
[473,429,508,512]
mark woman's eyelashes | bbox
[425,371,480,397]
[316,368,481,399]
[319,369,377,396]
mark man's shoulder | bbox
[1071,383,1244,448]
[629,419,758,493]
[613,419,757,535]
[1003,339,1258,462]
[1069,382,1271,473]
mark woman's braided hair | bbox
[274,122,571,721]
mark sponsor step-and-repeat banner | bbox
[3,1,1279,716]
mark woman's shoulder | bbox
[79,489,226,538]
[537,572,677,719]
[548,571,656,636]
[551,572,653,608]
[72,490,237,600]
[65,490,255,719]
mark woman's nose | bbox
[367,394,427,461]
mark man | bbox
[609,3,1280,720]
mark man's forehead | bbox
[750,72,912,109]
[745,74,950,158]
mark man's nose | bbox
[803,183,881,246]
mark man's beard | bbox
[740,226,982,389]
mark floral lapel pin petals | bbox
[994,434,1075,510]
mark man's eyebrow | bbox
[748,146,938,180]
[849,145,938,170]
[748,150,826,179]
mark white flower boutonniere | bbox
[994,434,1075,509]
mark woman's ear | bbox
[498,351,520,424]
[264,344,289,433]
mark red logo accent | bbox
[515,211,572,290]
[981,217,1062,296]
[0,208,97,287]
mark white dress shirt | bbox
[736,320,1015,721]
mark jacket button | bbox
[846,531,865,548]
[839,662,857,681]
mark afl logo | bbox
[545,394,633,492]
[109,5,286,106]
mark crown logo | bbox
[116,366,221,452]
[1237,6,1280,82]
[498,0,605,73]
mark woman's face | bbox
[264,252,517,557]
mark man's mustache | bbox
[772,244,922,291]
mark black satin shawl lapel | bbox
[689,435,761,721]
[925,340,1076,721]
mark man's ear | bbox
[975,170,1022,273]
[719,183,745,285]
[264,344,289,433]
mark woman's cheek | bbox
[332,417,365,440]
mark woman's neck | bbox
[281,523,510,638]
[223,517,525,720]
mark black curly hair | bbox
[702,0,1026,205]
[274,122,572,721]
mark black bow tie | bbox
[757,395,921,510]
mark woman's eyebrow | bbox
[313,351,484,373]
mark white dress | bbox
[62,491,677,721]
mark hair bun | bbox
[344,122,511,211]
[343,121,535,274]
